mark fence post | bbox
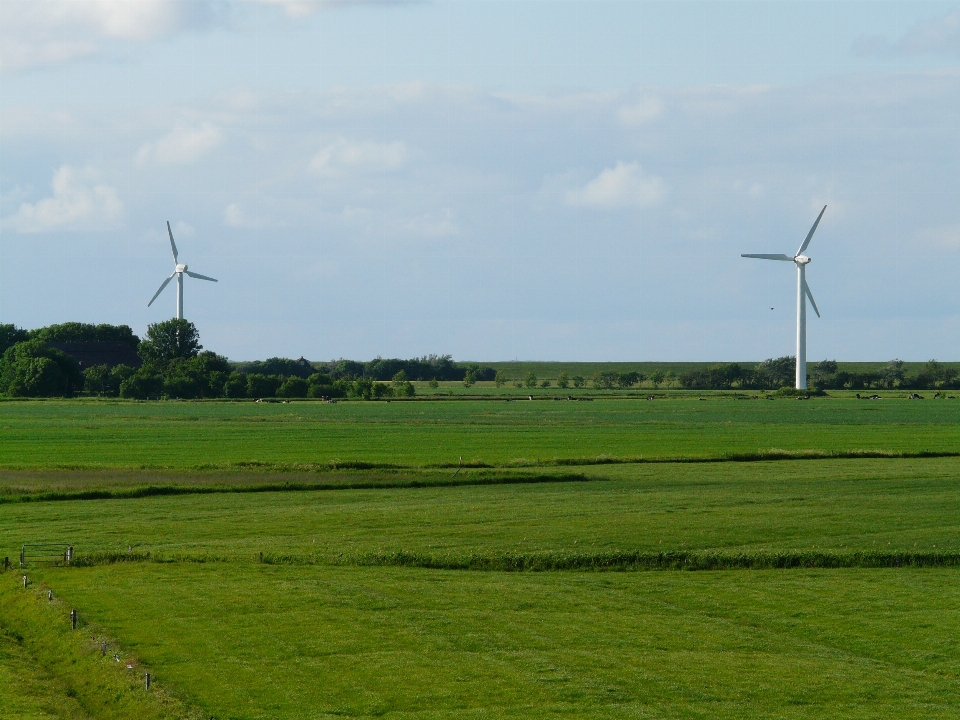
[22,575,27,588]
[20,547,24,566]
[48,590,53,601]
[145,672,151,690]
[71,609,77,630]
[3,557,8,570]
[66,546,73,563]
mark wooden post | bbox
[145,672,151,690]
[67,546,73,563]
[71,609,77,630]
[20,547,24,566]
[48,590,53,601]
[22,575,27,588]
[3,557,8,570]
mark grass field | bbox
[2,394,960,718]
[1,395,959,473]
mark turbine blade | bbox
[184,270,218,282]
[147,272,176,307]
[167,221,179,262]
[741,253,794,261]
[796,205,827,256]
[803,279,821,318]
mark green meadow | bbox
[1,394,960,718]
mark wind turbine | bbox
[742,205,826,390]
[147,221,218,320]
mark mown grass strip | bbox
[66,549,960,571]
[4,447,956,475]
[0,472,592,505]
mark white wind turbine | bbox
[147,221,218,320]
[742,206,826,390]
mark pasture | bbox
[1,394,959,718]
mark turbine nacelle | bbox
[794,255,810,265]
[176,263,188,273]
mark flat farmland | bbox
[1,396,959,471]
[2,396,960,719]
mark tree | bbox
[812,360,838,388]
[462,370,476,388]
[572,375,586,389]
[428,378,439,388]
[556,371,569,389]
[593,371,617,389]
[880,359,906,389]
[119,370,164,399]
[0,339,83,397]
[524,372,538,388]
[0,324,29,356]
[494,371,506,388]
[391,370,415,397]
[756,357,795,388]
[540,379,551,388]
[138,319,202,364]
[650,370,665,388]
[84,364,111,395]
[277,376,309,398]
[30,322,139,350]
[617,372,639,389]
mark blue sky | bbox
[1,1,959,361]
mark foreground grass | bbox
[24,564,960,719]
[1,396,958,471]
[4,458,960,563]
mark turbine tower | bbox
[742,206,826,390]
[147,221,218,320]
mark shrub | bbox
[524,372,537,388]
[572,375,586,389]
[246,373,281,398]
[540,379,551,388]
[277,376,309,398]
[556,371,569,389]
[119,371,164,399]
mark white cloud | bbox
[565,162,665,209]
[224,203,268,229]
[0,1,218,72]
[402,209,458,238]
[6,166,123,233]
[618,96,664,126]
[914,223,960,251]
[854,10,960,58]
[248,0,422,17]
[308,138,409,177]
[136,123,224,165]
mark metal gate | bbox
[20,543,73,566]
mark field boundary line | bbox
[63,549,960,572]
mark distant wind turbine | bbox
[147,221,218,320]
[742,206,826,390]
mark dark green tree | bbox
[0,324,29,355]
[0,339,83,396]
[138,319,202,364]
[556,371,569,389]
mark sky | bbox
[1,1,959,362]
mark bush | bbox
[572,376,586,389]
[246,373,282,398]
[119,371,164,399]
[593,371,617,389]
[277,376,309,398]
[462,370,476,388]
[0,339,83,397]
[540,379,551,388]
[556,372,569,389]
[524,372,537,388]
[371,382,393,399]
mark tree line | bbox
[676,357,960,391]
[0,321,497,399]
